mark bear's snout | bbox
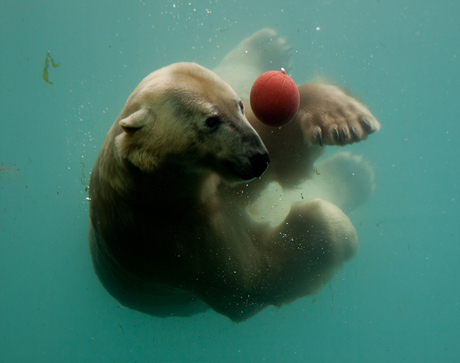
[249,152,270,178]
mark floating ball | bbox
[249,68,300,127]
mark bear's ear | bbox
[119,108,149,135]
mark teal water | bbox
[1,1,458,362]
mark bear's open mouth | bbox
[224,160,254,180]
[249,152,270,177]
[224,153,269,180]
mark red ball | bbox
[249,69,300,127]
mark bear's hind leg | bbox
[295,152,376,212]
[213,28,292,99]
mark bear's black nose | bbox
[249,152,270,178]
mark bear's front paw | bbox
[297,83,381,146]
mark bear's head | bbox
[113,62,269,182]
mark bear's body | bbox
[89,29,380,322]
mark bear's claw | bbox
[360,118,374,133]
[351,126,360,141]
[317,129,323,146]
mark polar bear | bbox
[88,29,380,322]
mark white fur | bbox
[88,29,380,322]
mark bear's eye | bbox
[205,116,221,128]
[239,100,245,114]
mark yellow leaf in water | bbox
[42,52,60,85]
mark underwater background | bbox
[0,0,458,362]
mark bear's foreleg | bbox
[256,198,358,305]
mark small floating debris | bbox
[42,51,60,85]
